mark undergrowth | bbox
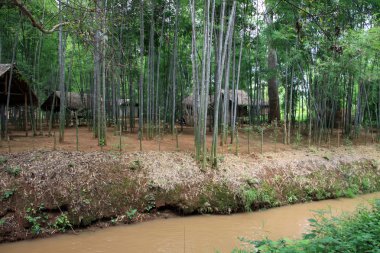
[233,199,380,253]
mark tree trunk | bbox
[58,0,66,143]
[266,11,280,123]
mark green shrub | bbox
[5,166,21,176]
[144,194,156,212]
[26,215,42,235]
[233,199,380,253]
[0,156,7,165]
[25,207,42,235]
[54,214,71,232]
[241,188,258,211]
[128,160,142,171]
[1,189,15,201]
[126,208,138,221]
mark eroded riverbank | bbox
[1,145,380,243]
[1,192,379,253]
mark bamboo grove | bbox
[0,0,379,166]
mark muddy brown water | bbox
[1,192,379,253]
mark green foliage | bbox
[1,189,16,201]
[25,206,42,235]
[343,185,359,198]
[53,214,71,232]
[241,188,258,212]
[126,208,138,221]
[128,160,142,171]
[99,138,106,147]
[25,215,42,235]
[202,183,237,214]
[25,204,49,235]
[234,200,380,253]
[5,166,21,176]
[0,218,5,226]
[0,156,8,165]
[144,194,156,213]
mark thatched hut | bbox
[118,98,139,119]
[40,91,90,126]
[0,64,38,106]
[182,90,268,126]
[41,91,89,112]
[0,64,38,134]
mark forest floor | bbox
[0,125,378,154]
[1,140,380,242]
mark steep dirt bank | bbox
[1,146,380,242]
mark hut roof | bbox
[222,90,249,106]
[182,94,215,107]
[40,91,89,112]
[0,64,38,106]
[182,90,267,107]
[118,98,139,107]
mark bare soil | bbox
[1,126,377,154]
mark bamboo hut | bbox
[41,91,89,112]
[40,91,89,126]
[182,90,268,126]
[118,98,139,119]
[0,64,38,135]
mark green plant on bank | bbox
[53,214,72,232]
[144,194,156,212]
[25,214,42,235]
[126,208,138,221]
[0,156,7,165]
[25,204,48,235]
[233,200,380,253]
[241,188,258,211]
[1,188,16,201]
[0,218,5,226]
[240,183,279,211]
[203,183,237,214]
[5,166,21,176]
[286,193,298,204]
[128,160,142,171]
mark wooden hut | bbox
[118,98,139,119]
[0,64,38,135]
[40,91,89,126]
[41,91,89,112]
[182,90,268,126]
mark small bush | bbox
[144,194,156,212]
[241,188,258,211]
[233,199,380,253]
[1,189,15,201]
[26,215,42,235]
[25,207,42,235]
[0,156,7,165]
[128,160,142,171]
[5,166,21,176]
[54,214,71,232]
[126,208,138,221]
